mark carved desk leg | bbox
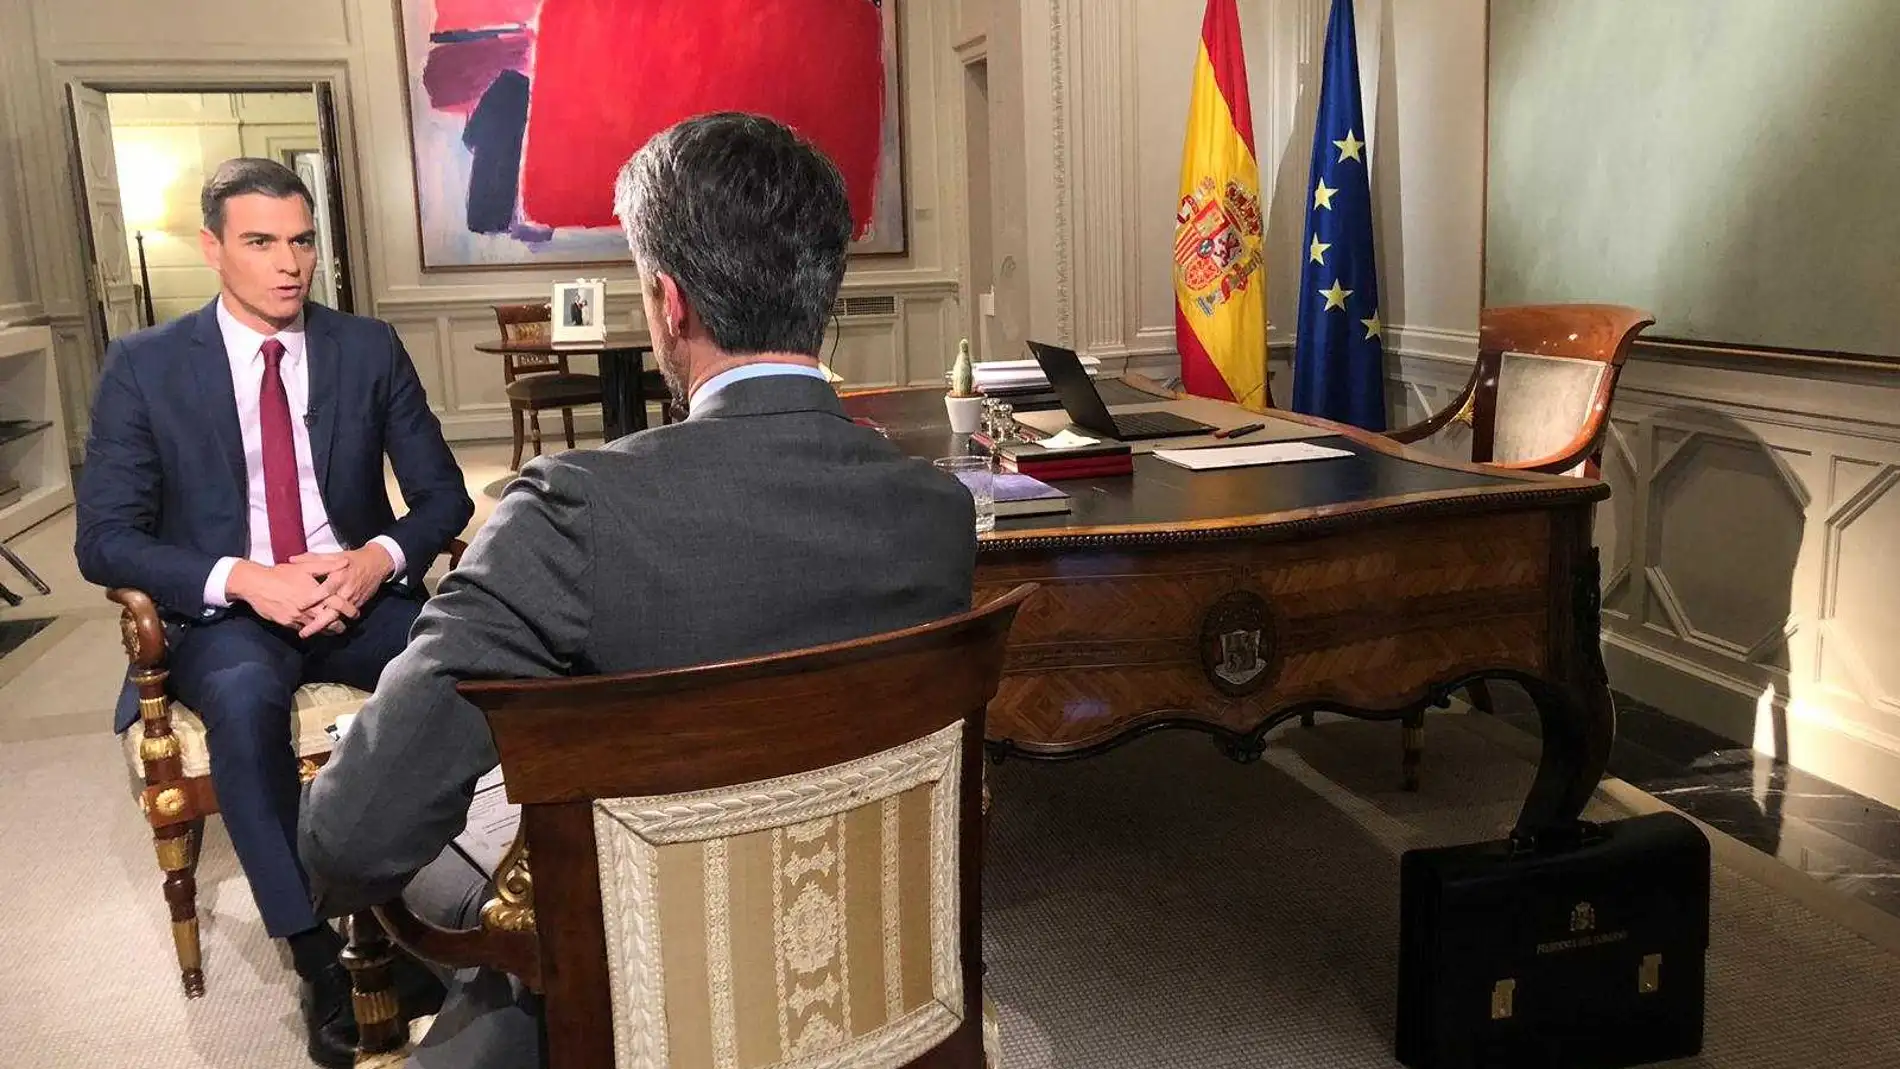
[1401,710,1425,793]
[343,909,404,1054]
[1513,542,1617,838]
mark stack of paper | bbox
[971,356,1102,392]
[1152,441,1353,470]
[452,766,522,878]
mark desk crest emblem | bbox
[1200,591,1275,696]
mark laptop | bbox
[1027,341,1214,441]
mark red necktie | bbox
[258,338,309,564]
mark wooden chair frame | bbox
[495,303,599,470]
[111,539,465,1016]
[371,584,1039,1068]
[1372,302,1654,788]
[1389,303,1656,477]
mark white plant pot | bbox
[944,394,983,434]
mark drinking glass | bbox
[934,455,996,533]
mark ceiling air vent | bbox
[831,294,898,318]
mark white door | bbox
[292,151,338,309]
[310,82,355,313]
[68,84,145,339]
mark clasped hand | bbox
[229,544,394,638]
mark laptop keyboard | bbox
[1114,411,1210,437]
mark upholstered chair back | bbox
[376,585,1038,1069]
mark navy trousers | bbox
[167,593,422,938]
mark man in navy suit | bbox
[75,158,473,1067]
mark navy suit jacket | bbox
[76,300,475,731]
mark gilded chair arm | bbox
[109,587,193,815]
[372,831,542,991]
[1388,372,1479,445]
[108,587,168,670]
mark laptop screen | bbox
[1026,340,1118,437]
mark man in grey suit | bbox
[298,112,977,1067]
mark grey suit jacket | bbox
[298,374,976,912]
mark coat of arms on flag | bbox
[1174,176,1264,319]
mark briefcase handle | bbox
[1508,819,1606,856]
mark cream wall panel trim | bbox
[373,276,961,315]
[35,43,358,65]
[1392,341,1900,812]
[1042,0,1072,343]
[1068,0,1133,353]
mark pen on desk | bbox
[1212,423,1265,439]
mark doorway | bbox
[65,84,356,350]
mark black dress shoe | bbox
[392,946,448,1020]
[301,963,361,1069]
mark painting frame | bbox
[392,0,910,273]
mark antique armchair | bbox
[112,539,466,1001]
[369,584,1039,1068]
[494,302,602,470]
[493,303,674,470]
[1377,302,1654,789]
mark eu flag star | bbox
[1333,130,1364,162]
[1309,236,1331,265]
[1313,178,1338,211]
[1361,312,1382,340]
[1320,280,1352,310]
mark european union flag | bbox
[1291,0,1386,431]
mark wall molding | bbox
[373,274,961,315]
[1047,0,1072,342]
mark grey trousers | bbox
[400,848,543,1069]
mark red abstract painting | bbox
[397,0,904,268]
[522,0,886,235]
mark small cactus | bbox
[950,338,975,397]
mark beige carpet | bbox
[4,695,1899,1066]
[981,715,1900,1069]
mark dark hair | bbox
[612,112,852,356]
[201,157,315,237]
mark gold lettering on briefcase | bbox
[1571,901,1596,933]
[1490,979,1516,1020]
[1639,953,1661,994]
[1537,900,1628,954]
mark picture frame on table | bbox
[550,279,606,344]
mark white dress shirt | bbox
[687,362,832,417]
[203,297,407,607]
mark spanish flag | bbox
[1173,0,1269,412]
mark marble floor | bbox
[1482,685,1900,922]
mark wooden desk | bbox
[473,333,658,439]
[843,384,1614,838]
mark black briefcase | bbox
[1396,812,1710,1069]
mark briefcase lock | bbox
[1490,979,1516,1019]
[1639,953,1661,994]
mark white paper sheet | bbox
[1151,441,1353,470]
[452,765,522,879]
